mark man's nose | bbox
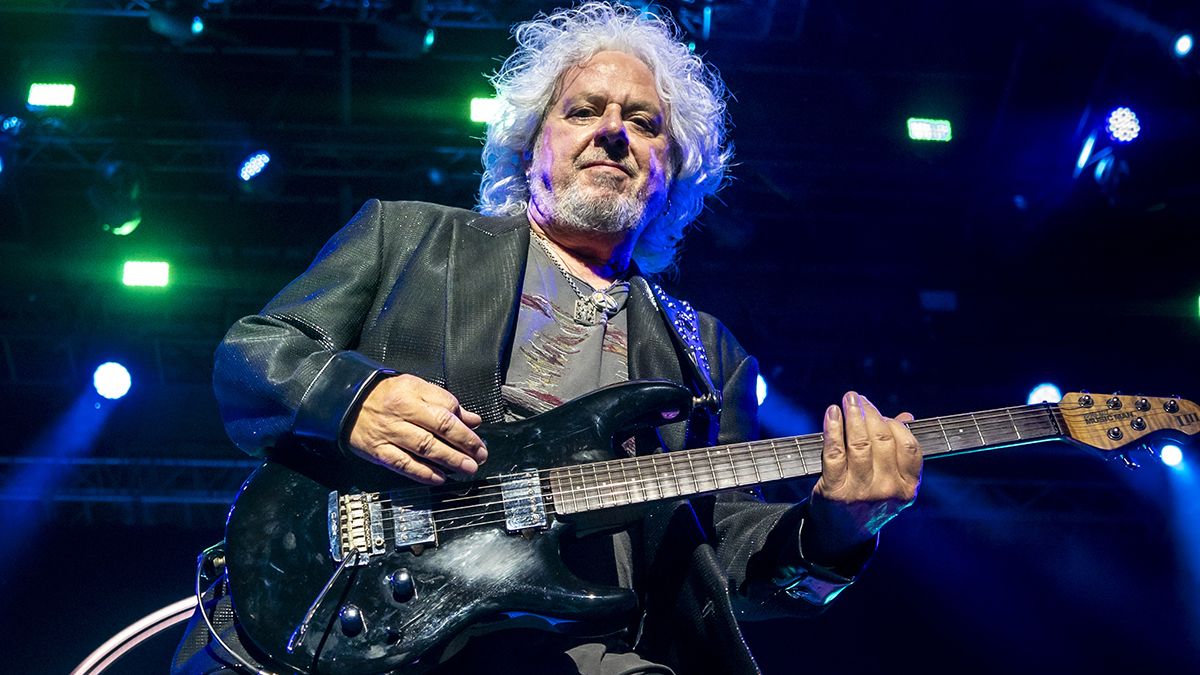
[594,106,629,151]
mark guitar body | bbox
[224,380,696,675]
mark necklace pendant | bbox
[573,298,599,325]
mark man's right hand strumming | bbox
[347,374,488,485]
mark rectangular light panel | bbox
[123,261,170,287]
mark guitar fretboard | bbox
[548,403,1066,514]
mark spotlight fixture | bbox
[1027,383,1063,405]
[27,83,76,108]
[239,151,271,182]
[148,1,206,44]
[88,161,144,236]
[1160,444,1183,467]
[1175,32,1194,58]
[470,98,500,124]
[122,261,170,287]
[1105,107,1140,143]
[907,117,953,142]
[93,362,132,400]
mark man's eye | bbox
[632,118,658,132]
[569,108,596,118]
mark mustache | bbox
[575,154,635,175]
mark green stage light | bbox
[28,83,76,108]
[907,117,952,142]
[471,98,500,124]
[122,261,169,287]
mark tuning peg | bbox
[1120,454,1140,470]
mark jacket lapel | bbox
[443,212,529,423]
[627,277,689,452]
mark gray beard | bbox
[533,176,646,236]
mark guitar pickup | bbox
[391,497,438,549]
[329,491,386,565]
[501,472,548,532]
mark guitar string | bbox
[371,405,1075,523]
[371,403,1070,509]
[369,403,1152,524]
[375,402,1068,508]
[371,403,1135,522]
[374,407,1062,519]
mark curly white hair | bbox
[477,2,732,273]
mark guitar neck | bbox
[548,403,1067,515]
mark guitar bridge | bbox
[328,491,386,565]
[501,472,548,532]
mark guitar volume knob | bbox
[339,604,365,637]
[389,568,416,602]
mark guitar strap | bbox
[647,281,721,446]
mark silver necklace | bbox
[531,229,628,325]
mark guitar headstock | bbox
[1058,392,1198,458]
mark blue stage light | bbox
[1027,383,1062,405]
[756,374,769,405]
[239,151,271,181]
[1161,444,1184,468]
[1175,33,1194,58]
[1105,107,1140,143]
[1076,133,1096,171]
[191,16,205,36]
[93,362,131,400]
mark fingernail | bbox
[847,392,860,407]
[826,404,841,421]
[460,457,479,474]
[476,445,489,463]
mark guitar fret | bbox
[770,439,785,480]
[1006,407,1022,440]
[970,413,986,446]
[935,417,953,454]
[668,454,683,498]
[616,459,632,506]
[682,450,699,495]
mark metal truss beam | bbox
[0,455,1147,527]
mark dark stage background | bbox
[1,1,1198,673]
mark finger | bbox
[820,404,847,487]
[890,417,923,492]
[389,418,481,475]
[896,412,915,423]
[842,391,873,482]
[411,399,488,463]
[360,443,447,486]
[860,395,900,481]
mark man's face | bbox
[527,50,672,238]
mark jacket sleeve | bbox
[213,199,400,457]
[699,316,876,619]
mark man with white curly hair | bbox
[175,3,921,674]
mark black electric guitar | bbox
[223,380,1198,674]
